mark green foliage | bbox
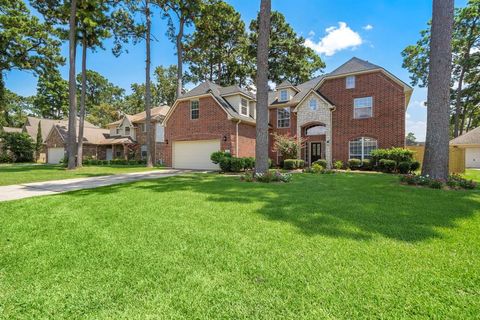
[219,157,231,172]
[33,68,69,119]
[254,170,292,183]
[447,173,477,189]
[229,157,245,172]
[379,159,396,173]
[0,132,34,162]
[210,151,231,164]
[347,158,362,170]
[243,157,255,170]
[410,161,421,172]
[154,65,178,106]
[370,148,415,166]
[35,122,42,159]
[0,89,31,127]
[406,132,418,146]
[313,159,327,169]
[283,159,305,170]
[184,1,250,86]
[272,133,304,160]
[397,161,412,174]
[361,159,372,171]
[0,151,13,163]
[248,11,325,84]
[333,160,344,170]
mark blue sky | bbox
[6,0,469,140]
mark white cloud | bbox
[410,100,427,108]
[308,30,315,37]
[304,22,363,56]
[406,119,427,142]
[363,24,373,31]
[471,47,479,54]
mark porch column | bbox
[112,144,115,160]
[326,112,333,169]
[297,124,302,161]
[123,144,128,160]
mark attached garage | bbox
[47,147,65,164]
[173,139,220,170]
[466,147,480,168]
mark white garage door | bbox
[173,139,220,170]
[48,147,65,164]
[466,147,480,168]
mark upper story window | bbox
[354,97,373,119]
[279,90,288,102]
[125,126,130,135]
[309,98,317,111]
[346,76,355,89]
[349,137,377,160]
[240,98,249,116]
[116,128,120,135]
[141,123,146,133]
[190,100,199,120]
[277,107,290,128]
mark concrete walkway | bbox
[0,169,187,202]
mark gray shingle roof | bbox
[24,116,98,143]
[269,75,327,105]
[450,126,480,145]
[328,57,381,76]
[179,81,256,123]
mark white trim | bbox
[279,90,288,102]
[190,99,199,120]
[221,91,256,101]
[346,75,355,89]
[240,98,249,116]
[353,97,373,119]
[348,137,378,160]
[277,107,291,128]
[308,141,323,165]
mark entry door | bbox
[310,143,322,164]
[106,148,113,161]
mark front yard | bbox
[0,173,479,318]
[0,164,163,186]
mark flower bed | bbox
[400,173,476,190]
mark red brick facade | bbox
[134,124,167,164]
[319,71,406,162]
[164,96,256,166]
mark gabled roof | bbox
[106,105,170,127]
[450,126,480,146]
[269,75,326,106]
[276,80,300,92]
[24,116,98,143]
[173,81,256,123]
[53,125,110,145]
[328,57,382,76]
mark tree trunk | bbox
[422,0,454,180]
[453,66,465,138]
[145,0,154,168]
[67,0,78,170]
[254,0,271,174]
[176,18,185,99]
[77,37,87,168]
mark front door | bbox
[310,142,322,164]
[106,148,113,161]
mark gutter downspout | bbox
[236,119,241,157]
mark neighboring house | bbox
[106,106,170,162]
[163,81,256,170]
[268,57,413,166]
[163,57,412,170]
[450,126,480,168]
[1,127,23,134]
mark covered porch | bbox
[298,121,332,167]
[99,137,137,161]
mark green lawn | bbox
[0,173,479,319]
[465,169,480,183]
[0,164,163,186]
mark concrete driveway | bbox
[0,169,187,202]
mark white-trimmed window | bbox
[116,128,120,135]
[305,125,326,136]
[349,137,377,160]
[240,98,248,116]
[141,123,146,133]
[141,145,147,159]
[346,76,355,89]
[190,100,199,119]
[354,97,373,119]
[279,90,288,102]
[277,107,290,128]
[155,123,164,142]
[125,126,130,135]
[309,98,317,111]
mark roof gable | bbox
[450,126,480,145]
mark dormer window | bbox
[240,98,248,116]
[116,128,120,135]
[125,126,130,135]
[309,98,317,111]
[279,90,288,102]
[346,76,355,89]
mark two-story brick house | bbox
[161,57,413,170]
[268,57,413,166]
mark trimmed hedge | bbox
[379,159,396,173]
[348,158,362,170]
[313,159,327,169]
[284,159,305,170]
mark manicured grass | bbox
[0,164,163,186]
[464,169,480,183]
[0,173,479,318]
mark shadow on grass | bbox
[68,173,480,243]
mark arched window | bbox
[305,124,326,136]
[349,137,377,160]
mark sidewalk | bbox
[0,169,187,202]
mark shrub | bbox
[271,133,306,159]
[128,160,138,165]
[397,161,412,174]
[313,159,327,169]
[243,157,255,170]
[348,158,362,170]
[370,147,414,168]
[229,157,245,172]
[211,151,231,164]
[253,170,292,183]
[219,157,231,172]
[90,159,99,165]
[333,160,343,170]
[447,174,477,190]
[0,151,13,163]
[138,159,147,165]
[410,161,420,172]
[283,159,305,170]
[378,159,396,173]
[241,171,255,182]
[429,179,443,189]
[361,159,372,171]
[0,132,34,162]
